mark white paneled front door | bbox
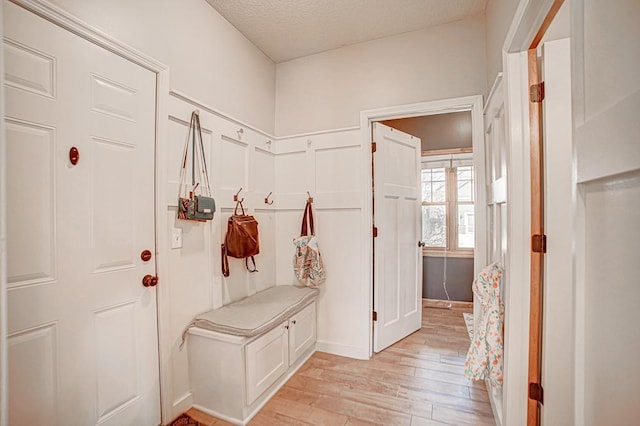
[4,2,159,425]
[372,122,422,352]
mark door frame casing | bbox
[0,3,7,425]
[360,95,485,358]
[501,0,565,424]
[2,0,172,423]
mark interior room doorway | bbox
[361,95,486,356]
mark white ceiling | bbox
[205,0,487,63]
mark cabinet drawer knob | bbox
[291,320,296,325]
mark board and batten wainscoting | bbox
[275,128,369,360]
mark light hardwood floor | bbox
[186,304,496,426]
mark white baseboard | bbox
[170,392,192,424]
[316,340,369,360]
[423,298,473,309]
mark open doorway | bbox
[361,94,486,357]
[361,95,495,424]
[383,112,476,307]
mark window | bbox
[421,158,475,255]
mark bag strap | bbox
[222,247,257,277]
[177,112,196,199]
[233,200,246,216]
[193,112,212,197]
[300,200,315,236]
[245,256,258,273]
[221,244,229,277]
[178,111,212,199]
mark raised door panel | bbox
[90,136,136,275]
[288,303,316,364]
[5,119,56,288]
[245,322,289,405]
[4,38,55,98]
[8,323,58,426]
[94,302,140,424]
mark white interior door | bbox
[372,122,422,353]
[4,2,160,425]
[571,1,640,424]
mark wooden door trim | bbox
[527,47,544,426]
[529,0,566,50]
[524,1,564,425]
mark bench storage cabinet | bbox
[186,286,318,425]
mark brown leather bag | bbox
[221,200,259,277]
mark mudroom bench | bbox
[185,285,318,425]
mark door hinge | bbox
[530,81,545,103]
[372,311,378,321]
[532,234,547,253]
[372,142,377,153]
[529,382,544,404]
[373,226,378,238]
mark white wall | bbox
[541,0,570,43]
[382,111,473,151]
[48,0,276,134]
[485,0,521,90]
[275,14,487,136]
[275,129,368,359]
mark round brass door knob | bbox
[142,274,158,287]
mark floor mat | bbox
[170,414,201,426]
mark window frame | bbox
[421,153,475,258]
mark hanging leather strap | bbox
[233,200,246,216]
[193,113,212,197]
[178,111,213,200]
[222,245,257,276]
[245,256,258,273]
[300,200,315,236]
[221,244,229,277]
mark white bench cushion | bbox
[184,285,318,338]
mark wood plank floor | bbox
[186,304,495,426]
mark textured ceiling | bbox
[205,0,487,63]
